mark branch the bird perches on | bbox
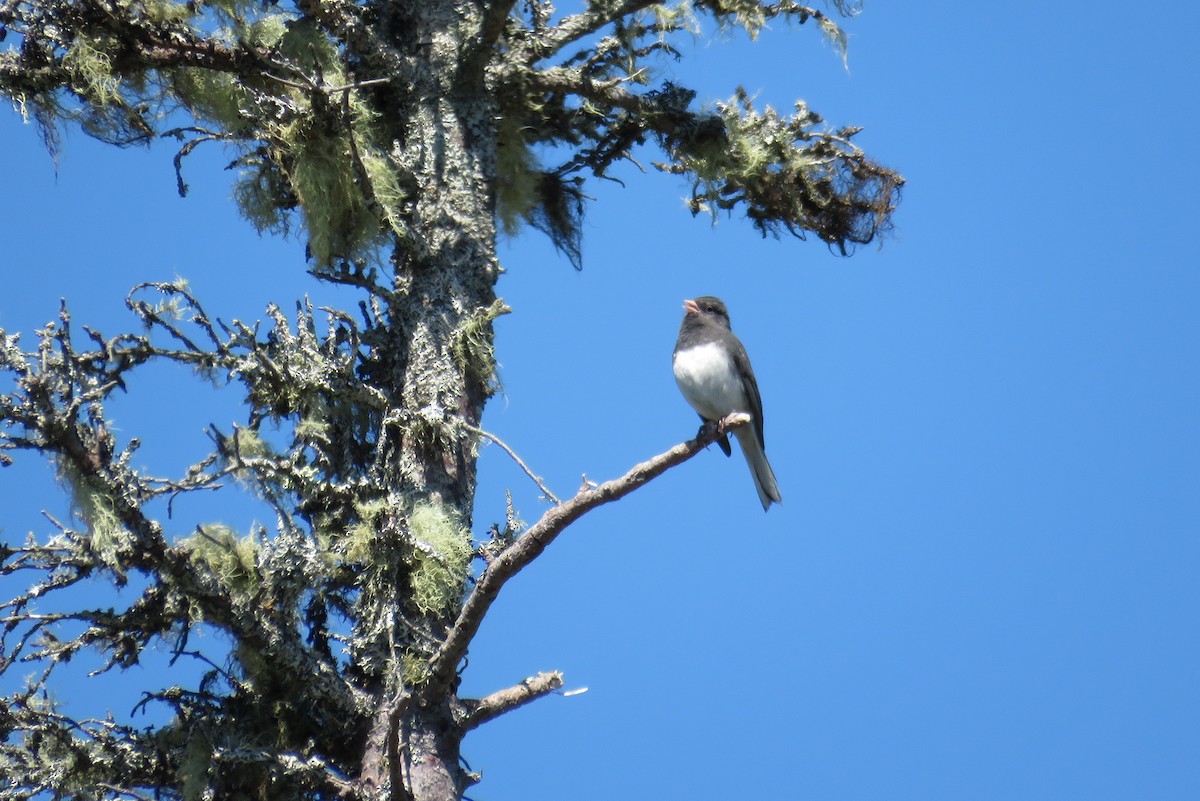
[422,412,752,703]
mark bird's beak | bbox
[683,299,701,315]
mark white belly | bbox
[673,342,748,420]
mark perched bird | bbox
[673,296,782,511]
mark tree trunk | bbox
[380,0,499,505]
[359,2,498,797]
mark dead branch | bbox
[420,411,751,700]
[460,670,564,733]
[464,423,560,504]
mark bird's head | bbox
[683,296,730,325]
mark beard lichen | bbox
[179,524,262,597]
[405,499,471,618]
[57,460,131,579]
[341,497,472,682]
[451,298,509,399]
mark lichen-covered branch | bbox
[528,0,664,58]
[422,412,753,701]
[3,0,900,265]
[482,4,902,256]
[0,286,446,797]
[520,65,901,250]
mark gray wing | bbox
[731,336,766,450]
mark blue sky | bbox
[2,3,1199,800]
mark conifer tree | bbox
[0,1,902,798]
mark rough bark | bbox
[356,4,498,796]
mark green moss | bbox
[62,34,122,107]
[207,0,259,19]
[233,162,292,237]
[342,498,470,616]
[818,15,850,67]
[406,501,471,617]
[278,19,344,79]
[279,112,386,265]
[252,19,413,264]
[652,2,700,34]
[57,461,129,577]
[141,0,194,25]
[451,299,510,397]
[401,649,431,685]
[172,69,249,129]
[495,113,540,236]
[169,16,409,266]
[81,493,127,577]
[342,498,389,561]
[246,15,289,49]
[358,144,409,240]
[180,524,261,594]
[294,417,331,443]
[222,426,273,461]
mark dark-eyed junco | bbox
[673,296,781,511]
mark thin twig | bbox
[464,423,560,504]
[327,77,392,93]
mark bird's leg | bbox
[696,415,733,457]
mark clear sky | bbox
[2,3,1198,800]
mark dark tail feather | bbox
[734,427,781,511]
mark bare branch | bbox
[463,423,560,504]
[460,670,564,732]
[421,412,752,699]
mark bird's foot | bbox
[695,419,733,456]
